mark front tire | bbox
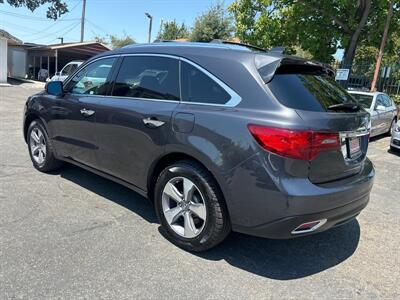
[154,160,230,252]
[27,120,62,172]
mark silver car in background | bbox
[390,121,400,151]
[348,91,398,137]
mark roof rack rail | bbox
[153,39,174,43]
[210,39,267,52]
[268,47,285,54]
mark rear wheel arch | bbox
[147,152,229,210]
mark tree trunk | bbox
[342,0,372,67]
[370,0,395,92]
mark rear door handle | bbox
[80,108,95,117]
[143,117,165,128]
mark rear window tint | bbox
[267,73,357,112]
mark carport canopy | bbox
[27,41,110,78]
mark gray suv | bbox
[24,42,374,251]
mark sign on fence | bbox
[335,69,350,81]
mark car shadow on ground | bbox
[55,163,360,281]
[56,164,158,224]
[388,148,400,156]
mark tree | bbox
[229,0,399,64]
[94,33,135,49]
[371,0,395,91]
[1,0,68,19]
[191,3,234,42]
[157,20,190,40]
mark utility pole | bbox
[145,12,153,43]
[57,37,64,44]
[80,0,87,43]
[370,0,394,92]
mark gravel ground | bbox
[1,81,399,299]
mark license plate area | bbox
[349,137,361,157]
[340,133,365,160]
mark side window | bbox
[181,61,231,105]
[61,64,71,76]
[68,63,79,75]
[112,56,179,100]
[382,95,392,107]
[67,58,116,95]
[375,95,385,109]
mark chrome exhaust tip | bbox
[291,219,327,235]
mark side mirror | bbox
[375,105,385,111]
[46,81,64,96]
[54,72,60,76]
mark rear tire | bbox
[27,120,63,172]
[154,160,230,252]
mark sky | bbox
[0,0,343,60]
[0,0,234,44]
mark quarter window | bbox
[180,61,231,105]
[67,58,116,95]
[112,56,180,101]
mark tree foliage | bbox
[95,33,135,49]
[2,0,68,19]
[229,0,400,64]
[190,3,234,42]
[157,20,190,40]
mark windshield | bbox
[266,73,357,112]
[349,93,373,109]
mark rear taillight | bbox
[248,124,340,161]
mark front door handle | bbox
[143,117,165,128]
[80,108,95,117]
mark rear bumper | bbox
[223,152,374,239]
[233,190,369,239]
[390,137,400,149]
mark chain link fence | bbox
[331,61,400,103]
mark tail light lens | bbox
[248,124,340,161]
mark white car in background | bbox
[390,121,400,151]
[348,91,398,137]
[50,60,83,82]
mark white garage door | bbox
[9,48,26,78]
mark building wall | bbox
[0,38,7,83]
[8,47,27,78]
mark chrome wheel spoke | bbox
[183,178,195,201]
[183,211,197,238]
[31,130,40,143]
[163,182,183,203]
[164,206,183,225]
[189,203,207,220]
[38,149,45,162]
[32,145,40,155]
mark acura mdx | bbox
[24,42,374,251]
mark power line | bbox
[27,21,81,42]
[0,10,79,22]
[17,0,82,38]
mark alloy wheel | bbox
[29,127,47,165]
[161,177,207,238]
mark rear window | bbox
[350,94,373,109]
[265,69,357,112]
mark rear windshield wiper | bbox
[327,103,361,112]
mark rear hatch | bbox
[257,56,370,183]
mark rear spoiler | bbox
[255,56,335,83]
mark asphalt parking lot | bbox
[1,81,399,299]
